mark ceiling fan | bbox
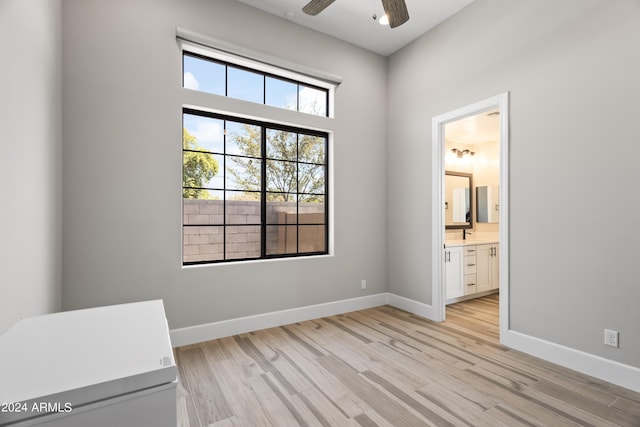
[302,0,410,28]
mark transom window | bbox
[183,52,329,117]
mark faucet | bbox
[463,229,472,240]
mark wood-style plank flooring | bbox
[174,294,640,426]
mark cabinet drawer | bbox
[464,274,477,295]
[464,257,477,274]
[464,246,477,256]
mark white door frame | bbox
[431,92,510,340]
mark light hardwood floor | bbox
[174,294,640,426]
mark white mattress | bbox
[0,300,177,425]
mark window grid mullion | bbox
[296,133,300,254]
[260,126,267,258]
[223,120,228,260]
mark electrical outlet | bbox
[361,279,367,290]
[604,329,619,348]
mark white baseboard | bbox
[170,293,388,347]
[169,293,639,394]
[386,293,436,320]
[502,330,640,393]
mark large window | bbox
[181,48,330,265]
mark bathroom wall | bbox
[444,139,499,240]
[473,141,499,235]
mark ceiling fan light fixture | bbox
[303,0,409,28]
[381,0,410,28]
[302,0,335,16]
[378,14,389,25]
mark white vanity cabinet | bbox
[476,243,499,292]
[445,241,499,303]
[444,246,464,299]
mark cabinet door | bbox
[476,244,492,292]
[490,244,500,289]
[445,247,464,299]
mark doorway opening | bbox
[431,93,509,343]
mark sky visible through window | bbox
[183,53,327,116]
[183,112,326,198]
[183,113,265,194]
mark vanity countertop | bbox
[445,239,499,247]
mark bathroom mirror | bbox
[477,185,499,223]
[445,171,473,229]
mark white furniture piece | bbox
[0,300,177,427]
[445,241,499,303]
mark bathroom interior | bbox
[444,109,500,312]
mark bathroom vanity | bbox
[445,240,499,303]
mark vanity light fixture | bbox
[451,148,475,158]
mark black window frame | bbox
[182,108,329,265]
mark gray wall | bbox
[0,0,62,334]
[388,0,640,366]
[13,0,636,372]
[61,0,387,329]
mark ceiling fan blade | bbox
[302,0,336,16]
[381,0,409,28]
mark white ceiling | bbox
[445,110,500,145]
[235,0,475,56]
